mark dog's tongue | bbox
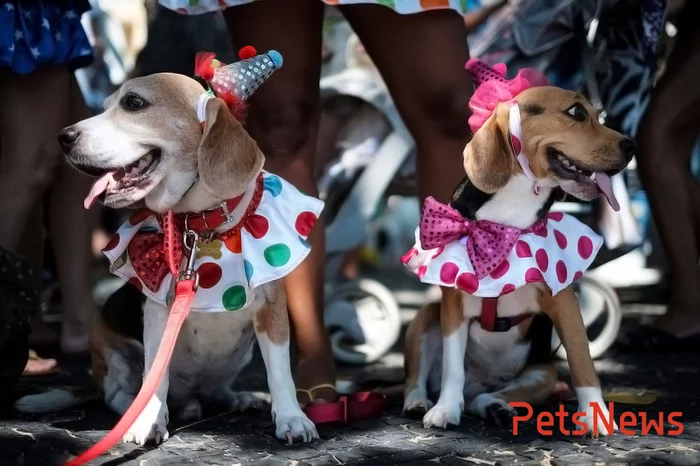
[592,172,619,211]
[84,172,115,209]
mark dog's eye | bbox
[565,104,587,122]
[121,93,149,111]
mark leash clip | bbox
[178,230,200,290]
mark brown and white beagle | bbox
[402,61,634,435]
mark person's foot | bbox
[22,350,59,377]
[295,351,337,407]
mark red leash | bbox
[65,214,199,466]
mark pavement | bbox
[3,274,700,466]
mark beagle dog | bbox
[15,69,320,446]
[401,61,635,435]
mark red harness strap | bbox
[477,297,531,333]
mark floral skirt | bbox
[160,0,468,16]
[0,0,93,75]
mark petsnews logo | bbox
[509,402,684,436]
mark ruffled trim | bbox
[102,171,324,312]
[403,212,603,297]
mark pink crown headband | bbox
[466,59,549,194]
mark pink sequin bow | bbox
[419,197,546,279]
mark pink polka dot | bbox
[431,246,445,259]
[501,283,516,295]
[556,261,568,283]
[103,233,120,252]
[490,260,510,279]
[295,211,318,237]
[440,262,459,284]
[401,248,417,265]
[535,249,549,272]
[516,241,532,258]
[511,135,522,154]
[417,266,427,279]
[534,227,548,238]
[525,268,544,283]
[197,262,223,289]
[548,212,564,222]
[554,230,568,249]
[456,272,479,293]
[578,236,594,259]
[574,271,583,281]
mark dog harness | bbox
[402,198,603,332]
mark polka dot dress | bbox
[403,212,604,297]
[102,171,324,312]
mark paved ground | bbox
[2,276,699,466]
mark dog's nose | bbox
[619,138,637,161]
[58,127,81,151]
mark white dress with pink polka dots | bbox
[102,171,324,313]
[403,212,603,297]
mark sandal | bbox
[21,349,59,377]
[299,383,386,425]
[616,326,700,353]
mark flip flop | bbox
[21,349,59,378]
[298,384,386,425]
[616,326,700,353]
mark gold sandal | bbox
[296,383,336,405]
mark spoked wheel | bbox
[324,279,402,365]
[552,275,622,360]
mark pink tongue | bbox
[84,172,115,209]
[593,172,619,211]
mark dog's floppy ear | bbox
[463,104,514,193]
[198,97,264,198]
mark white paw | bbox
[274,412,319,444]
[578,402,618,436]
[403,389,434,414]
[423,403,462,429]
[122,414,169,445]
[227,391,267,412]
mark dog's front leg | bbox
[540,286,617,436]
[123,298,170,445]
[254,283,318,443]
[423,288,468,429]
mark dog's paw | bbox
[577,401,618,436]
[177,399,202,422]
[122,417,169,445]
[227,391,268,412]
[274,413,319,444]
[485,400,518,428]
[403,389,434,415]
[423,403,462,429]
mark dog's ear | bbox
[463,104,514,193]
[197,97,264,198]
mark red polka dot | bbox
[127,277,143,291]
[534,227,548,238]
[490,260,510,279]
[295,211,317,237]
[516,241,532,258]
[525,268,544,283]
[401,248,417,265]
[103,233,120,252]
[574,271,583,281]
[417,266,427,279]
[440,262,459,284]
[554,230,568,249]
[246,214,269,239]
[578,236,594,259]
[197,262,223,289]
[556,261,568,283]
[456,272,479,293]
[511,135,522,154]
[501,283,516,295]
[224,231,242,254]
[535,249,549,272]
[548,212,564,222]
[129,209,152,225]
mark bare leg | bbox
[224,0,335,403]
[48,75,97,354]
[636,17,700,338]
[340,5,472,204]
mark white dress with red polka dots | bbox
[102,171,324,313]
[403,212,603,297]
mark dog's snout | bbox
[619,138,637,161]
[58,127,81,152]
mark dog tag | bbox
[196,239,223,260]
